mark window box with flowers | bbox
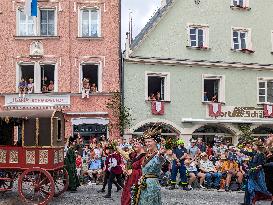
[231,28,254,54]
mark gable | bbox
[130,0,273,65]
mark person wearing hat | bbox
[64,139,80,192]
[239,141,272,205]
[103,144,124,198]
[199,152,222,189]
[188,139,200,159]
[169,138,189,190]
[221,155,243,191]
[131,126,166,205]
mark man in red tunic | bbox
[104,147,124,198]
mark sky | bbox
[121,0,161,48]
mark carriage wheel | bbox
[18,168,55,205]
[53,168,69,197]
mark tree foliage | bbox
[106,92,133,136]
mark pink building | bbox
[0,0,120,141]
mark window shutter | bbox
[246,29,253,51]
[204,28,209,48]
[245,0,250,8]
[271,31,273,52]
[186,26,190,46]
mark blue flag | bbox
[31,0,37,17]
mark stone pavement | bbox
[0,184,271,205]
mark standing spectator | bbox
[75,152,82,177]
[199,152,222,189]
[18,78,27,98]
[188,139,200,159]
[82,78,90,99]
[197,138,206,153]
[27,78,34,94]
[169,139,189,190]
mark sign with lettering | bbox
[4,95,70,108]
[206,106,264,119]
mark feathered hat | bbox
[141,123,162,143]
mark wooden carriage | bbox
[0,110,68,205]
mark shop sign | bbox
[206,106,264,119]
[5,94,70,107]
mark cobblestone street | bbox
[0,184,271,205]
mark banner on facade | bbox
[208,103,222,117]
[151,101,164,115]
[206,106,264,120]
[4,95,70,109]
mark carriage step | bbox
[0,178,12,181]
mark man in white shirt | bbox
[199,152,222,189]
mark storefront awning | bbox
[71,118,109,125]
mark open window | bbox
[41,64,56,93]
[17,65,34,93]
[57,118,62,141]
[80,64,101,92]
[202,74,225,103]
[145,72,170,101]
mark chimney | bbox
[161,0,167,8]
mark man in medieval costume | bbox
[64,139,80,192]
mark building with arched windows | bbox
[123,0,273,145]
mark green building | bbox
[123,0,273,145]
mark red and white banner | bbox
[208,103,222,117]
[264,104,273,117]
[151,101,164,115]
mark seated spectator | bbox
[199,152,222,189]
[221,155,243,191]
[48,80,54,92]
[185,156,205,190]
[88,155,102,183]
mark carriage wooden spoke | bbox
[18,168,55,205]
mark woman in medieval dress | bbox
[240,141,272,205]
[131,126,165,205]
[119,139,145,205]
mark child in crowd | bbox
[76,152,83,177]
